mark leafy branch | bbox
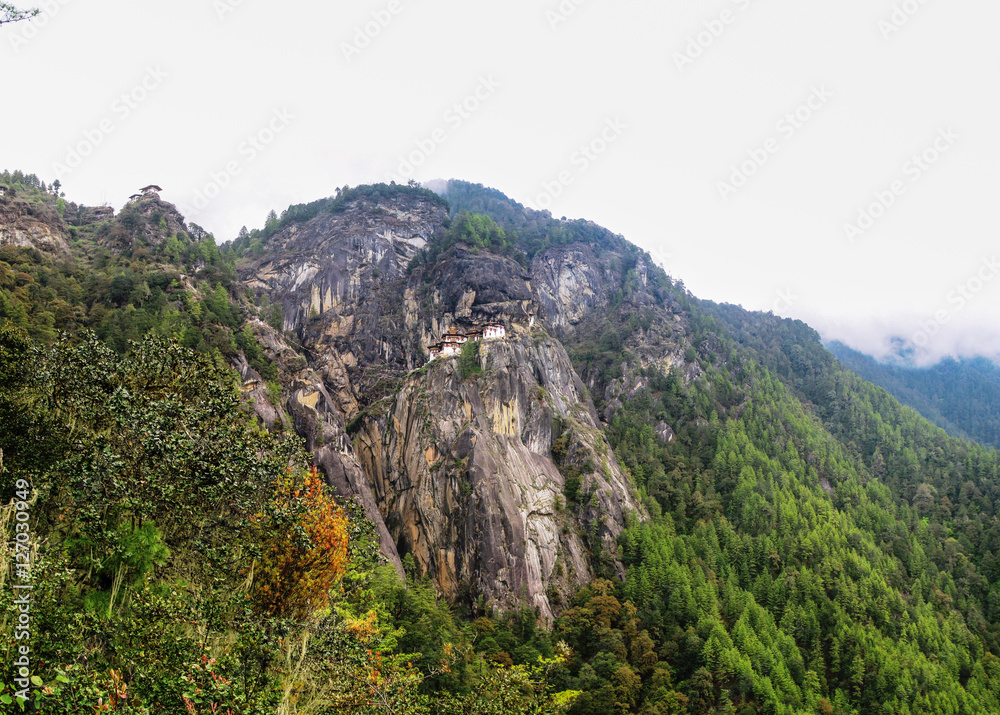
[0,3,38,25]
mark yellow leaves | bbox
[551,690,582,710]
[344,610,379,639]
[440,642,455,673]
[253,466,350,619]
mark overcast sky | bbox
[4,0,998,365]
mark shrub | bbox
[252,467,349,619]
[458,340,481,380]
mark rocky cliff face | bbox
[523,242,701,430]
[0,188,192,258]
[529,244,618,335]
[0,194,71,255]
[243,195,444,339]
[353,332,639,622]
[239,190,647,619]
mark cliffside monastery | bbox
[428,323,506,361]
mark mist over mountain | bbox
[828,340,1000,449]
[798,299,1000,371]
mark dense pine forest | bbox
[828,341,1000,450]
[3,174,1000,714]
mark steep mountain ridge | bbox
[441,181,704,422]
[237,188,650,619]
[0,175,247,359]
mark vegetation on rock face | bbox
[227,182,449,260]
[0,172,242,357]
[457,338,482,380]
[425,211,516,265]
[0,175,578,712]
[441,180,631,260]
[0,325,578,713]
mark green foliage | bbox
[830,341,1000,449]
[266,379,281,407]
[0,234,242,358]
[0,179,280,411]
[267,302,283,331]
[0,4,39,25]
[0,327,575,714]
[0,169,47,194]
[442,180,635,260]
[0,331,305,712]
[548,288,1000,713]
[236,324,278,380]
[437,173,1000,713]
[552,427,584,503]
[9,176,1000,715]
[434,211,513,255]
[458,339,482,380]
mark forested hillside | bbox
[0,171,273,368]
[828,341,1000,449]
[444,180,1000,714]
[3,176,1000,714]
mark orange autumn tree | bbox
[253,466,349,619]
